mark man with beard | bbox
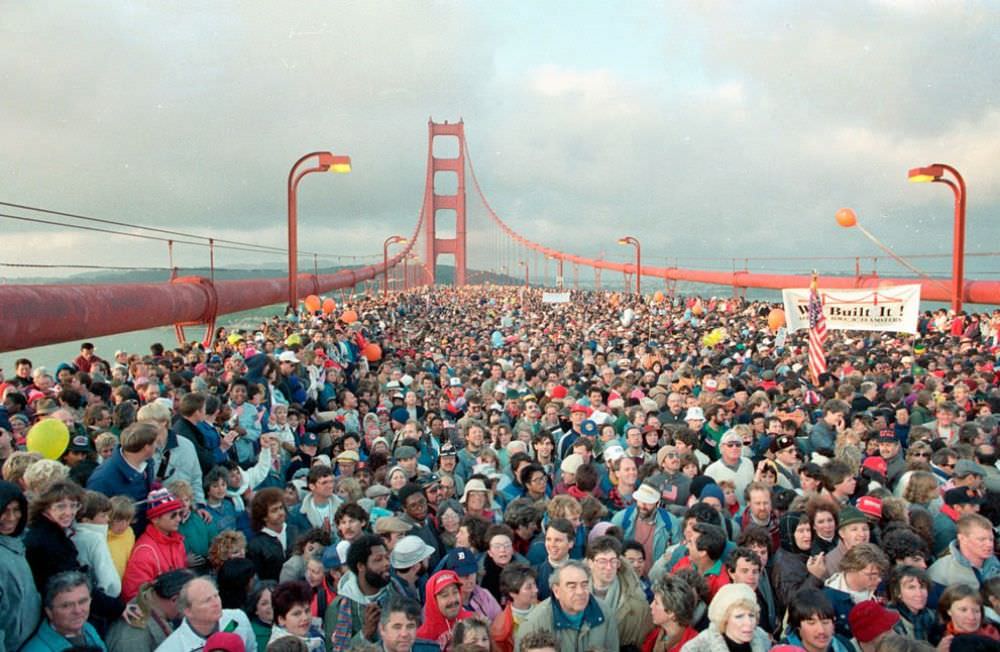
[610,483,677,577]
[415,570,473,650]
[326,534,392,652]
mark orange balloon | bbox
[768,308,786,332]
[653,291,665,303]
[835,208,857,228]
[363,342,382,362]
[322,298,336,315]
[341,309,358,324]
[304,295,321,312]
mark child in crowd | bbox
[73,490,121,598]
[107,495,136,578]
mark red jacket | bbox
[121,525,187,601]
[491,603,515,652]
[642,625,698,652]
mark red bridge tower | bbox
[422,119,467,286]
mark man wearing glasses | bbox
[704,430,755,507]
[120,489,187,602]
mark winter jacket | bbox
[642,625,698,652]
[0,482,41,652]
[324,570,389,652]
[105,584,177,651]
[606,562,655,648]
[928,541,1000,589]
[178,510,218,557]
[416,570,474,650]
[153,429,205,504]
[121,525,187,602]
[21,619,107,652]
[24,516,125,625]
[248,523,299,581]
[679,624,771,652]
[515,595,619,652]
[770,547,822,625]
[611,504,678,565]
[173,415,217,475]
[72,521,122,598]
[87,447,155,532]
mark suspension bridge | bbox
[1,119,997,353]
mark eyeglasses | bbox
[591,556,619,567]
[490,541,513,551]
[664,453,679,459]
[910,452,929,458]
[722,441,742,448]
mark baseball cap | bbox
[861,456,888,477]
[634,483,661,505]
[856,495,882,520]
[944,487,984,506]
[560,453,584,475]
[439,442,457,457]
[67,434,93,453]
[442,548,478,577]
[580,420,598,437]
[769,434,797,454]
[298,431,320,448]
[278,351,299,364]
[954,460,985,478]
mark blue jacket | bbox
[822,585,856,640]
[86,447,154,531]
[611,505,678,563]
[21,619,107,652]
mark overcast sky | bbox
[3,1,1000,281]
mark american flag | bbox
[808,273,827,383]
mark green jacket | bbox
[515,596,618,652]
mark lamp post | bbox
[908,164,967,313]
[287,151,351,309]
[382,235,406,297]
[618,236,641,294]
[519,260,529,287]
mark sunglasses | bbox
[722,441,743,448]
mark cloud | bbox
[3,1,999,284]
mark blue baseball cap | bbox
[298,431,320,448]
[442,548,478,577]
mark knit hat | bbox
[145,488,183,520]
[778,512,806,552]
[699,483,725,506]
[847,600,899,643]
[837,506,867,530]
[707,583,757,628]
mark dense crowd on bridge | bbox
[1,286,1000,652]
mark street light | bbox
[519,260,529,287]
[908,163,967,313]
[287,151,352,309]
[383,235,407,297]
[618,236,641,294]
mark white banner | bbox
[781,284,921,334]
[542,292,571,304]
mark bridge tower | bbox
[422,119,467,286]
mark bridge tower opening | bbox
[422,119,467,286]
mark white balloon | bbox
[621,308,635,327]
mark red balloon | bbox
[363,343,382,362]
[322,298,336,315]
[835,208,857,228]
[341,309,358,324]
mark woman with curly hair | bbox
[209,529,248,572]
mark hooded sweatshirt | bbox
[0,481,41,652]
[415,570,473,650]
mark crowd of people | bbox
[0,285,999,652]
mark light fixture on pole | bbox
[382,235,406,297]
[618,236,641,294]
[907,164,967,313]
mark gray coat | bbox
[515,596,618,652]
[680,625,771,652]
[0,533,42,651]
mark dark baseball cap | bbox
[769,434,796,454]
[442,548,478,576]
[944,487,984,506]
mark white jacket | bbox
[155,609,256,652]
[72,522,121,598]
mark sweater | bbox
[108,526,136,578]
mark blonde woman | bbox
[680,583,771,651]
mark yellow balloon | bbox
[26,419,71,460]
